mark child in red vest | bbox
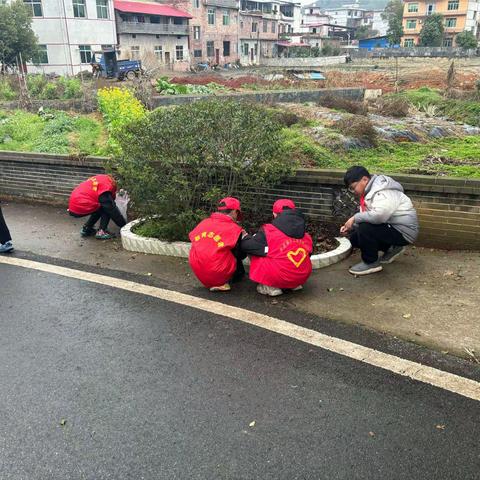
[68,174,126,240]
[189,197,246,292]
[241,199,313,297]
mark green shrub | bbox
[26,75,49,97]
[0,79,17,100]
[39,82,58,100]
[57,77,82,99]
[113,100,295,241]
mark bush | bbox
[376,96,410,117]
[112,100,295,241]
[333,115,378,147]
[57,77,82,99]
[0,78,17,100]
[319,94,368,115]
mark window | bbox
[407,3,418,12]
[271,22,275,33]
[130,46,140,59]
[447,0,459,10]
[240,21,243,29]
[243,43,249,55]
[154,45,163,61]
[208,8,215,25]
[443,37,453,46]
[206,41,214,57]
[252,22,257,32]
[96,0,108,18]
[194,49,202,57]
[403,38,414,47]
[427,4,434,14]
[24,0,42,17]
[193,26,201,40]
[32,44,48,64]
[176,45,184,60]
[79,45,92,63]
[223,41,230,56]
[192,0,199,7]
[406,19,417,29]
[223,10,229,25]
[445,17,457,27]
[73,0,86,17]
[263,20,268,32]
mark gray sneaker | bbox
[0,241,14,253]
[380,246,406,264]
[257,284,283,296]
[349,261,383,276]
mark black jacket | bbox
[241,209,307,257]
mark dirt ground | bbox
[146,57,480,94]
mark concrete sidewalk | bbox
[2,200,479,360]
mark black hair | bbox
[344,166,370,187]
[218,208,234,214]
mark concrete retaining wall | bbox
[352,47,478,58]
[1,151,479,250]
[259,56,347,67]
[151,87,364,107]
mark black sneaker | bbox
[80,226,97,237]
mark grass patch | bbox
[0,109,107,155]
[282,126,480,178]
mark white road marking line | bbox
[1,255,480,402]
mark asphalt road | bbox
[1,262,479,480]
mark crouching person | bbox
[242,199,313,297]
[340,166,419,276]
[68,174,126,240]
[189,197,246,292]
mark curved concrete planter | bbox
[121,218,351,270]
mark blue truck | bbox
[91,48,142,81]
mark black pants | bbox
[231,237,247,283]
[69,192,126,231]
[349,223,409,264]
[0,206,12,244]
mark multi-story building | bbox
[9,0,117,75]
[239,2,279,64]
[402,0,480,46]
[363,10,388,36]
[173,0,240,66]
[323,3,366,29]
[114,0,191,70]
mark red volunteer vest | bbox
[249,224,313,289]
[68,175,117,215]
[188,213,243,288]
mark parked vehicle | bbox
[91,48,142,81]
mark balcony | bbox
[204,0,238,9]
[117,21,189,35]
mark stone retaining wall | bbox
[1,152,479,250]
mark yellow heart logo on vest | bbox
[287,248,307,268]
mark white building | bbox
[11,0,117,75]
[323,3,366,28]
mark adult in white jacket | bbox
[340,166,419,276]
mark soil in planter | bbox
[133,216,340,255]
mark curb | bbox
[121,218,352,270]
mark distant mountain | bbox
[302,0,388,11]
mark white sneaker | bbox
[256,284,283,296]
[292,285,303,291]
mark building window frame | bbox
[130,45,140,59]
[403,38,414,47]
[175,45,184,61]
[193,26,201,40]
[252,22,257,32]
[73,0,86,18]
[32,44,48,64]
[243,43,249,55]
[271,21,276,33]
[223,40,230,56]
[443,37,453,46]
[207,8,215,25]
[96,0,109,19]
[445,17,457,27]
[193,49,202,57]
[79,45,92,63]
[223,10,230,25]
[206,41,214,57]
[24,0,43,17]
[154,45,163,61]
[407,3,418,12]
[406,19,417,29]
[447,0,459,10]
